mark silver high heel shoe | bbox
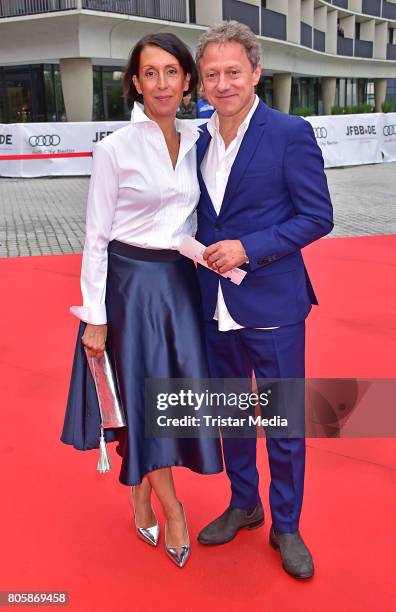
[165,502,190,568]
[131,486,160,547]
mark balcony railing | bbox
[82,0,187,22]
[337,35,354,56]
[0,0,76,17]
[314,29,326,52]
[387,43,396,60]
[361,0,381,17]
[223,0,259,35]
[383,1,396,20]
[332,0,348,9]
[300,22,312,48]
[0,0,188,21]
[354,39,373,58]
[261,8,287,41]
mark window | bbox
[93,66,129,121]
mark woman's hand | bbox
[81,323,107,359]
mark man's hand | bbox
[203,240,248,274]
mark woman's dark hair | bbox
[123,33,198,105]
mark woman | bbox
[61,33,223,568]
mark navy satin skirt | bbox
[61,240,223,485]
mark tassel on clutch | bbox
[84,348,126,473]
[98,426,111,473]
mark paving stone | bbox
[0,164,395,259]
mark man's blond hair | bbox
[196,20,261,69]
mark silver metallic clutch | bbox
[84,348,126,473]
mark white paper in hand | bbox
[179,236,247,286]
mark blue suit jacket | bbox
[195,100,334,327]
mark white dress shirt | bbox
[201,95,278,332]
[70,102,201,325]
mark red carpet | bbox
[0,234,395,611]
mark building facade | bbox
[0,0,395,122]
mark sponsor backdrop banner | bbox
[0,123,24,177]
[0,122,128,178]
[305,113,386,167]
[1,114,395,177]
[381,113,396,162]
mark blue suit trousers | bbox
[204,320,306,533]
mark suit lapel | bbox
[197,125,211,168]
[220,101,269,216]
[197,125,217,218]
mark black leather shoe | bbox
[198,503,264,545]
[269,526,314,579]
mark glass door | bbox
[6,78,32,122]
[103,81,124,120]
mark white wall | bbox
[287,0,301,44]
[266,0,288,13]
[339,15,355,39]
[314,6,327,32]
[349,0,362,12]
[195,0,222,26]
[326,9,337,55]
[360,19,375,42]
[301,0,314,26]
[374,21,387,59]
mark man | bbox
[177,92,196,119]
[195,21,333,579]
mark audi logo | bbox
[29,134,61,147]
[383,125,396,137]
[313,127,327,139]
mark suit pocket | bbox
[253,253,299,277]
[254,264,297,277]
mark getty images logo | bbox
[346,125,376,136]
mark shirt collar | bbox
[131,101,200,144]
[131,102,151,125]
[206,94,259,139]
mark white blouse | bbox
[70,102,201,325]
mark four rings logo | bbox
[383,124,396,137]
[313,127,327,139]
[29,134,61,147]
